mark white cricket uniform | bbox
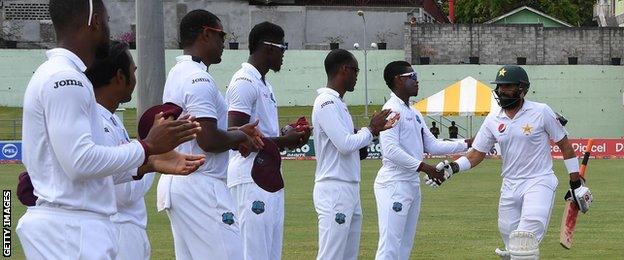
[374,93,467,260]
[17,48,146,260]
[157,55,243,260]
[472,100,567,247]
[97,105,154,260]
[312,87,374,260]
[226,62,284,260]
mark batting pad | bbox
[508,231,539,260]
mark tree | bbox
[439,0,596,26]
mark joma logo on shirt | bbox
[53,79,83,88]
[320,100,334,108]
[235,77,252,83]
[191,78,211,84]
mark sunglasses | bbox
[203,26,228,40]
[263,41,288,52]
[345,65,360,74]
[398,72,418,81]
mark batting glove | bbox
[435,160,460,180]
[564,179,593,213]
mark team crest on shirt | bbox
[252,200,265,214]
[521,123,533,135]
[498,123,506,133]
[222,212,235,225]
[104,127,110,133]
[392,202,403,212]
[335,213,346,224]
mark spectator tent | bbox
[413,76,500,136]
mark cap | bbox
[251,138,283,193]
[138,102,183,139]
[17,171,37,206]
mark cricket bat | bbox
[559,138,594,249]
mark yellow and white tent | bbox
[413,76,499,116]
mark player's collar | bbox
[46,48,88,72]
[96,103,114,120]
[241,62,262,81]
[317,87,340,98]
[176,55,207,71]
[389,92,409,107]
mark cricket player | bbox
[312,49,397,260]
[157,10,264,260]
[433,65,593,259]
[86,41,153,260]
[17,1,205,259]
[374,61,470,260]
[226,21,311,260]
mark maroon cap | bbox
[138,102,183,139]
[17,172,37,206]
[251,138,283,193]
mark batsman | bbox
[430,65,593,259]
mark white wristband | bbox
[455,156,472,172]
[564,157,580,174]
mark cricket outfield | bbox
[1,159,622,259]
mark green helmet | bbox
[491,65,530,87]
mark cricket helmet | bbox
[491,65,530,87]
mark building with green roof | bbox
[485,6,572,28]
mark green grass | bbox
[0,105,382,140]
[2,159,623,259]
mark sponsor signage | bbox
[280,138,624,160]
[2,139,622,163]
[0,141,21,163]
[550,138,624,159]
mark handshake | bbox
[422,160,462,188]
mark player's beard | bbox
[495,91,523,109]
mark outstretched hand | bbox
[143,113,201,155]
[384,112,400,130]
[148,150,206,175]
[239,119,265,149]
[369,109,399,136]
[420,163,445,188]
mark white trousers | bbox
[17,207,117,260]
[313,181,362,260]
[167,175,243,260]
[230,182,284,260]
[114,222,150,260]
[374,181,421,260]
[498,174,558,248]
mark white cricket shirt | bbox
[472,100,568,179]
[162,55,229,179]
[376,93,467,184]
[225,63,280,187]
[312,87,373,183]
[96,105,154,228]
[21,48,145,216]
